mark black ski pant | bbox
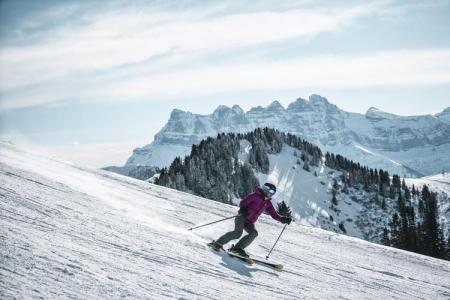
[216,215,258,249]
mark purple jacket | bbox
[240,188,283,223]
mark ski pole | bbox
[188,215,238,231]
[266,223,288,259]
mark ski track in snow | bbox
[1,142,450,300]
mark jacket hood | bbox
[256,187,272,200]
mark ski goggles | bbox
[261,184,276,196]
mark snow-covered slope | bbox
[238,141,449,242]
[250,144,393,242]
[124,96,450,177]
[2,142,450,299]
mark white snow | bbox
[126,144,192,168]
[1,142,450,299]
[353,144,402,166]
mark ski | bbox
[226,251,254,265]
[251,257,283,271]
[207,242,254,265]
[207,242,282,269]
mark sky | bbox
[1,0,450,167]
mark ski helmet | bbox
[261,182,276,196]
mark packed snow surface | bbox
[1,142,450,299]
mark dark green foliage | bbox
[156,128,323,204]
[418,185,446,259]
[331,179,339,206]
[156,132,255,202]
[325,152,392,192]
[388,213,401,247]
[339,222,347,234]
[447,236,450,259]
[381,197,386,210]
[331,192,338,206]
[389,185,396,199]
[404,187,411,201]
[249,140,269,173]
[302,161,310,172]
[342,183,349,194]
[382,227,390,246]
[277,201,293,218]
[386,184,448,260]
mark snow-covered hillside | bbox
[2,142,450,299]
[250,143,396,242]
[123,95,450,177]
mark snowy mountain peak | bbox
[232,104,244,115]
[308,94,340,113]
[248,105,265,113]
[213,105,232,118]
[169,108,189,119]
[365,107,398,120]
[267,100,285,112]
[436,107,450,124]
[287,97,308,111]
[309,94,329,105]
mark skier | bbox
[209,182,292,257]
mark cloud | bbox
[98,48,450,98]
[2,48,450,110]
[1,1,448,111]
[0,2,379,106]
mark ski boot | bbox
[207,241,224,251]
[229,244,249,258]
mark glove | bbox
[238,207,249,217]
[281,216,292,225]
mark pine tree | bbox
[447,236,450,260]
[342,183,349,194]
[389,185,396,199]
[397,193,409,249]
[381,197,386,210]
[419,185,446,259]
[277,201,293,218]
[331,179,339,207]
[331,190,338,206]
[382,227,390,246]
[404,187,411,201]
[339,222,347,234]
[303,161,311,172]
[389,213,401,247]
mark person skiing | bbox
[209,182,292,257]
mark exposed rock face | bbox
[436,107,450,124]
[125,95,450,177]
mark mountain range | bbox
[124,95,450,177]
